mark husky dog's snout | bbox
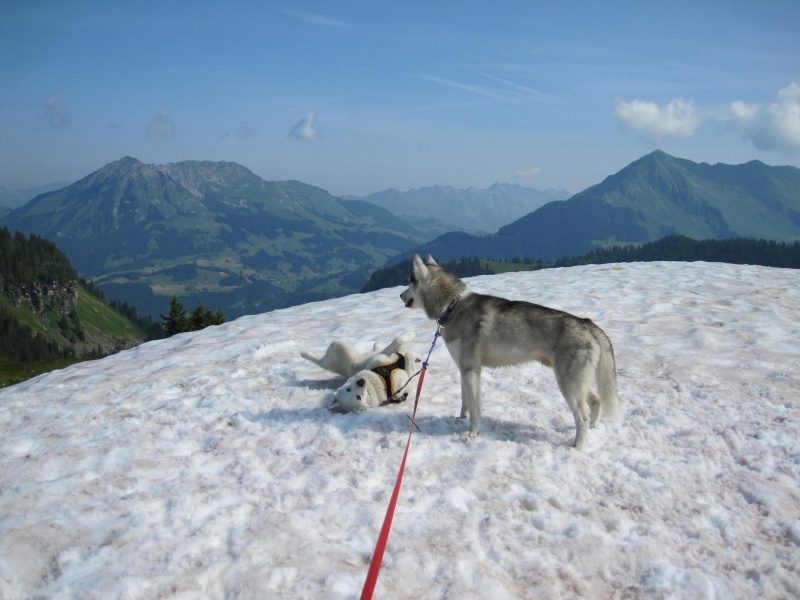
[400,288,414,308]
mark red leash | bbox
[360,296,460,599]
[359,362,428,600]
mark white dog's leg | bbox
[301,341,366,378]
[461,367,482,437]
[300,351,327,371]
[375,331,415,358]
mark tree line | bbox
[0,226,78,292]
[362,235,800,292]
[160,296,226,336]
[548,235,800,269]
[362,256,492,292]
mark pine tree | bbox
[159,297,225,337]
[160,296,189,336]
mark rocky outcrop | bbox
[4,279,79,317]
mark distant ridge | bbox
[398,151,800,262]
[349,183,570,233]
[0,181,72,209]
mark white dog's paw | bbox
[396,331,416,345]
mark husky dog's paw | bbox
[459,431,478,443]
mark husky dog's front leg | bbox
[459,376,468,418]
[460,367,482,437]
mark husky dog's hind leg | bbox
[553,333,616,449]
[460,367,482,436]
[553,353,595,450]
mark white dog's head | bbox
[329,375,370,413]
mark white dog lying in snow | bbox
[301,331,421,412]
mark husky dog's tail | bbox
[595,330,620,420]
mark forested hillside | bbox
[0,227,147,371]
[0,228,80,361]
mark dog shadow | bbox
[473,416,572,446]
[292,377,345,390]
[235,403,572,447]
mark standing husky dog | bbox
[400,255,618,450]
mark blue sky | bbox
[1,1,798,196]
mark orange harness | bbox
[371,354,407,402]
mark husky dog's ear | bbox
[426,254,439,266]
[328,396,342,410]
[412,254,428,280]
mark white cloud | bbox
[517,166,541,177]
[288,113,317,141]
[236,122,257,140]
[145,109,175,141]
[725,83,800,153]
[615,97,701,145]
[46,94,70,128]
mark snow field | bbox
[1,261,799,598]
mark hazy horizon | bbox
[1,1,798,197]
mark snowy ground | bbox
[1,261,799,599]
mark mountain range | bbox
[2,150,799,319]
[346,183,570,234]
[0,158,431,317]
[403,150,800,262]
